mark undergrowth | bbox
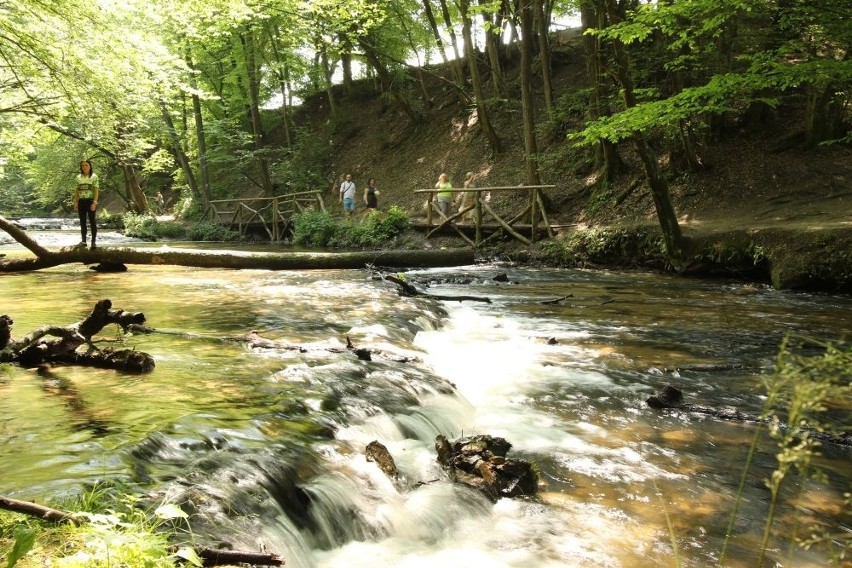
[720,336,851,567]
[292,205,410,248]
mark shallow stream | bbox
[1,235,850,567]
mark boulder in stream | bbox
[366,440,398,478]
[435,434,538,501]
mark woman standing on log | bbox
[73,159,100,249]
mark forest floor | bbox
[280,34,851,290]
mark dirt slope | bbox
[278,38,851,290]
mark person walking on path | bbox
[73,159,100,249]
[364,177,379,210]
[339,173,357,215]
[435,173,453,218]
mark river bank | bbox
[399,217,851,293]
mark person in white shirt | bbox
[339,173,357,215]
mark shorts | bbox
[343,197,356,211]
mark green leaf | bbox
[155,503,189,520]
[174,545,204,567]
[6,526,36,568]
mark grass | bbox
[0,482,200,568]
[719,336,851,567]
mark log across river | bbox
[0,259,850,567]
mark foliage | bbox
[292,209,341,248]
[573,0,851,149]
[292,206,410,248]
[723,337,851,565]
[0,483,199,568]
[185,221,239,242]
[536,227,665,266]
[122,212,187,241]
[269,127,334,193]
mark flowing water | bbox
[0,235,850,567]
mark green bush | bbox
[292,209,340,247]
[292,206,411,248]
[122,212,187,240]
[185,221,238,242]
[122,212,160,240]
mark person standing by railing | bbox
[435,173,453,218]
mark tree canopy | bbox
[1,0,849,264]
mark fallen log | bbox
[0,495,80,525]
[1,299,154,372]
[0,246,476,273]
[383,273,492,303]
[172,545,285,567]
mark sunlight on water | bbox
[1,260,850,567]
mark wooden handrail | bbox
[413,185,555,194]
[417,184,555,247]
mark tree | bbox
[517,0,542,185]
[458,0,501,154]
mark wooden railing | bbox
[413,185,555,246]
[205,190,325,242]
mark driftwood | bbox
[646,384,852,447]
[0,495,283,566]
[0,495,81,525]
[1,299,155,372]
[383,273,492,303]
[170,545,284,567]
[0,215,473,273]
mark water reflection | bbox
[0,261,849,567]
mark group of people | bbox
[337,171,477,221]
[338,173,379,215]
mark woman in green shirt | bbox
[73,159,100,249]
[435,173,453,218]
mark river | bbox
[0,233,850,567]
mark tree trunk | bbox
[532,0,554,115]
[319,44,339,119]
[187,53,213,207]
[604,0,684,266]
[421,0,455,76]
[159,100,199,198]
[581,0,623,182]
[459,0,501,155]
[517,0,541,185]
[438,0,466,82]
[268,31,293,148]
[340,31,355,95]
[480,2,505,98]
[239,32,274,196]
[804,82,845,149]
[0,216,473,273]
[357,38,422,124]
[122,164,150,213]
